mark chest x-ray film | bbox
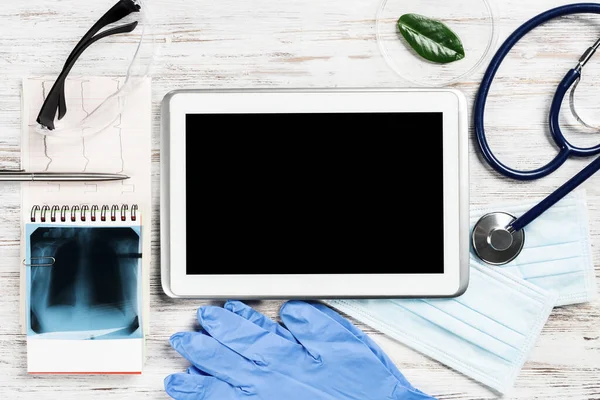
[25,217,144,374]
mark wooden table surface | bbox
[1,0,599,398]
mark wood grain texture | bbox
[1,0,599,398]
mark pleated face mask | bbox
[470,190,597,306]
[324,263,556,394]
[325,190,596,394]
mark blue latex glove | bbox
[165,300,436,400]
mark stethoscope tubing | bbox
[510,155,600,232]
[474,3,600,181]
[510,66,600,231]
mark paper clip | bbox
[23,257,56,267]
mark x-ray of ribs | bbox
[29,227,140,337]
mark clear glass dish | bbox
[376,0,497,86]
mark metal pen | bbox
[0,172,129,182]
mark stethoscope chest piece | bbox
[472,212,525,265]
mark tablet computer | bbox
[161,88,469,299]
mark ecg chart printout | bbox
[21,77,151,203]
[20,77,152,342]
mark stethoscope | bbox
[472,3,600,265]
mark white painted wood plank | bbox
[0,0,598,398]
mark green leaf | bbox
[397,13,465,64]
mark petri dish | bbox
[376,0,497,86]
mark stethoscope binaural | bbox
[472,3,600,266]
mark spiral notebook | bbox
[20,76,152,374]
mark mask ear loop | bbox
[569,73,600,130]
[34,0,154,139]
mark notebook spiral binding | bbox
[30,204,138,223]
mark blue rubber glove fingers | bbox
[170,331,257,389]
[184,330,213,377]
[280,300,374,357]
[168,302,438,400]
[224,300,297,342]
[279,301,416,398]
[309,302,413,387]
[164,373,241,400]
[226,300,413,389]
[308,302,437,400]
[222,302,438,399]
[198,305,305,368]
[187,365,209,376]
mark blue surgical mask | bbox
[324,263,557,394]
[471,190,597,306]
[325,191,596,394]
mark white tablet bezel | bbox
[161,88,469,299]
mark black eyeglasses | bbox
[36,0,142,131]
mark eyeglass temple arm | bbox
[36,0,141,131]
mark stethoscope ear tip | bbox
[472,212,524,265]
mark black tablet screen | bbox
[186,113,444,274]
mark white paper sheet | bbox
[20,76,152,373]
